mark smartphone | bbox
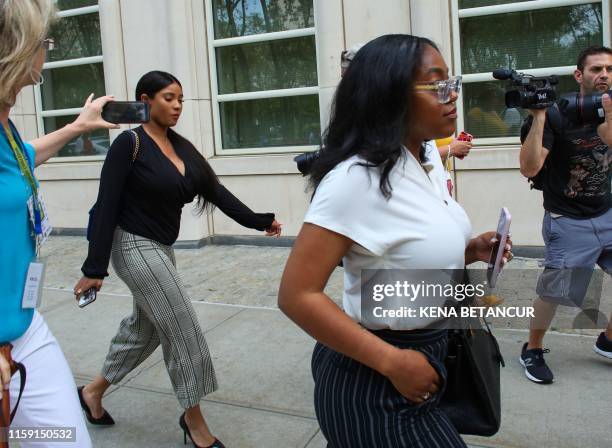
[458,131,473,142]
[101,101,150,124]
[78,287,97,308]
[487,207,512,289]
[455,131,473,160]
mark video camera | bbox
[294,151,319,176]
[492,68,558,109]
[494,68,609,125]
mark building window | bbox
[36,0,108,158]
[452,0,610,143]
[206,0,320,155]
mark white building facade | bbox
[11,0,612,248]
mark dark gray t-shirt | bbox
[521,108,611,219]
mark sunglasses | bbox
[414,75,462,104]
[42,38,55,51]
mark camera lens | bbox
[504,90,524,109]
[580,92,607,124]
[560,90,609,125]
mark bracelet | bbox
[446,144,452,160]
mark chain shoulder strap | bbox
[129,129,141,162]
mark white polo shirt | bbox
[304,149,472,330]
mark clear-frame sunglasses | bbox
[414,75,462,104]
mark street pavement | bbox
[36,236,610,448]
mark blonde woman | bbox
[0,1,117,445]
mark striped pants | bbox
[101,227,217,408]
[312,329,466,448]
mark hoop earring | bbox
[30,70,44,86]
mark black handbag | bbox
[439,311,506,436]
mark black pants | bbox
[312,329,466,448]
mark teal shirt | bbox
[0,121,37,343]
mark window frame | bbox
[34,3,107,163]
[204,0,320,156]
[451,0,611,146]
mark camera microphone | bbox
[492,68,515,80]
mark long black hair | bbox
[135,70,220,214]
[308,35,438,199]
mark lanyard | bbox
[2,122,37,193]
[1,121,43,237]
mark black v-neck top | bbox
[82,126,275,279]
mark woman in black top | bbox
[73,71,281,448]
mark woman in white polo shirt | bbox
[278,35,512,447]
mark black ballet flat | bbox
[179,412,225,448]
[77,386,115,426]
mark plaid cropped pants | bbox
[101,227,217,408]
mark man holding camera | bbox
[519,46,612,384]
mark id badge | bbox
[27,195,36,231]
[22,259,45,309]
[26,193,52,248]
[37,191,52,245]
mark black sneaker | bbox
[519,342,554,384]
[593,332,612,359]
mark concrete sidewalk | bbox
[38,237,610,448]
